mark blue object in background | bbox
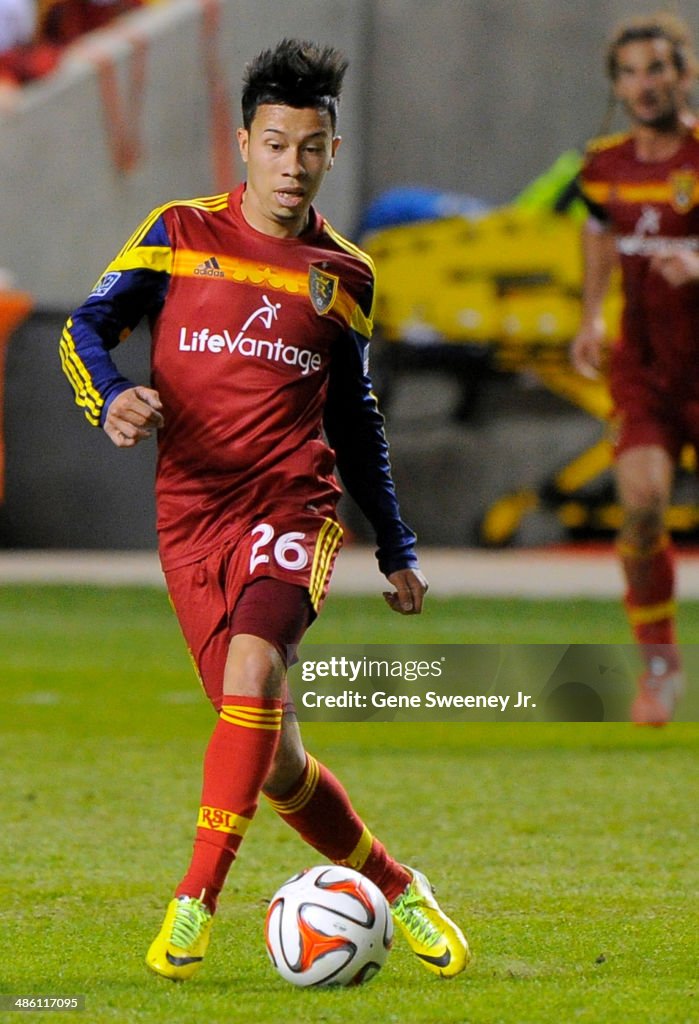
[358,186,491,235]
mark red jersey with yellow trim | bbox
[61,184,417,574]
[580,127,699,395]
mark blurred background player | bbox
[59,39,469,981]
[0,0,145,88]
[571,12,699,725]
[39,0,143,46]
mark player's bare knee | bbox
[620,503,665,551]
[222,633,285,698]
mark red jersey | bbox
[580,127,699,397]
[61,184,417,574]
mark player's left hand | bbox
[383,567,429,615]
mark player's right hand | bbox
[103,386,164,448]
[570,318,606,379]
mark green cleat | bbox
[146,895,213,982]
[391,867,470,978]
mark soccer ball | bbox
[264,865,393,987]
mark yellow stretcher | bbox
[362,206,698,545]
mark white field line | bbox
[4,546,699,597]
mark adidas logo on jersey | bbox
[194,256,225,278]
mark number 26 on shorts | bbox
[249,523,309,574]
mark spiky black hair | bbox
[241,38,349,131]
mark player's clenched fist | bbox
[384,567,429,615]
[104,386,164,448]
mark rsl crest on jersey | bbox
[669,170,698,214]
[309,263,339,315]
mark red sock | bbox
[176,696,282,913]
[266,755,410,903]
[619,535,679,669]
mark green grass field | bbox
[1,585,697,1024]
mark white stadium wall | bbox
[0,0,370,307]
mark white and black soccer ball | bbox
[264,865,393,987]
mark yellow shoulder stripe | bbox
[323,221,376,325]
[116,193,230,259]
[323,220,376,274]
[107,246,174,276]
[585,131,631,154]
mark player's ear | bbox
[328,135,342,170]
[237,127,249,163]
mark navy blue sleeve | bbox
[59,215,170,426]
[323,329,418,577]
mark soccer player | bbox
[59,39,469,980]
[571,14,699,725]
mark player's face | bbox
[237,104,341,238]
[612,39,690,131]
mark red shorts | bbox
[611,390,699,461]
[610,351,699,461]
[165,512,343,710]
